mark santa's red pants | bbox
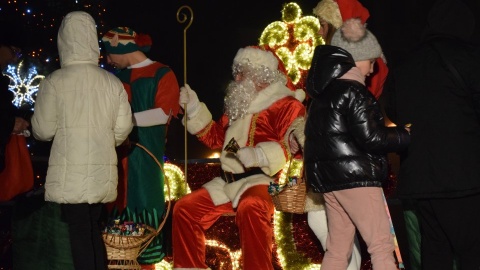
[172,185,274,269]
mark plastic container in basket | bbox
[271,179,306,214]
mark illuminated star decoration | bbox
[4,60,45,109]
[259,2,323,90]
[260,3,324,269]
[158,3,325,269]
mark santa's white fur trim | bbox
[294,89,306,102]
[248,81,294,114]
[202,177,230,206]
[233,47,279,71]
[304,191,325,212]
[256,141,286,176]
[229,175,271,208]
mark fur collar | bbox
[247,81,295,114]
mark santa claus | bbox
[172,46,306,270]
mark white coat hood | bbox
[57,11,100,67]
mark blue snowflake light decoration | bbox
[4,60,45,109]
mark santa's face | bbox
[234,72,268,92]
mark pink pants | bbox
[322,187,397,270]
[172,185,274,270]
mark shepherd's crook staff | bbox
[176,5,193,186]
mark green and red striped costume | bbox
[114,61,179,264]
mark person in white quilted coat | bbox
[31,11,133,270]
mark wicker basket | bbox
[271,178,307,214]
[103,225,157,270]
[102,142,171,269]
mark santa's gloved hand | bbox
[179,84,200,117]
[236,146,269,168]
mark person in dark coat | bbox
[0,38,29,172]
[304,19,410,270]
[383,0,480,269]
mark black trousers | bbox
[61,203,107,270]
[416,193,480,270]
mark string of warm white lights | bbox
[155,2,324,269]
[2,1,325,268]
[163,163,190,201]
[259,2,323,89]
[160,160,320,270]
[1,0,108,66]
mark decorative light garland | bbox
[4,61,45,109]
[260,3,323,265]
[164,163,190,200]
[205,239,242,269]
[160,159,320,270]
[3,0,108,64]
[159,2,323,267]
[259,2,323,89]
[274,159,321,269]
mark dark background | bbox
[0,1,479,269]
[103,0,480,161]
[2,0,479,161]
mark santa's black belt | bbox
[221,167,265,183]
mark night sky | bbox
[4,0,479,161]
[104,0,479,161]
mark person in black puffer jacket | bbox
[303,19,410,270]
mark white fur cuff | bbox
[183,103,212,135]
[202,177,230,206]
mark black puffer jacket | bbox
[304,45,410,193]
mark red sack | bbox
[0,134,34,202]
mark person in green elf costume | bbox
[102,27,180,269]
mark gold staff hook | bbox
[176,5,193,186]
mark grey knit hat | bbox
[331,18,382,62]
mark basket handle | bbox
[133,142,172,255]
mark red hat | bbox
[336,0,370,24]
[313,0,369,28]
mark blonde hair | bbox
[313,0,343,29]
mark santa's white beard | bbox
[224,78,258,123]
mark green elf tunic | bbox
[115,61,179,264]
